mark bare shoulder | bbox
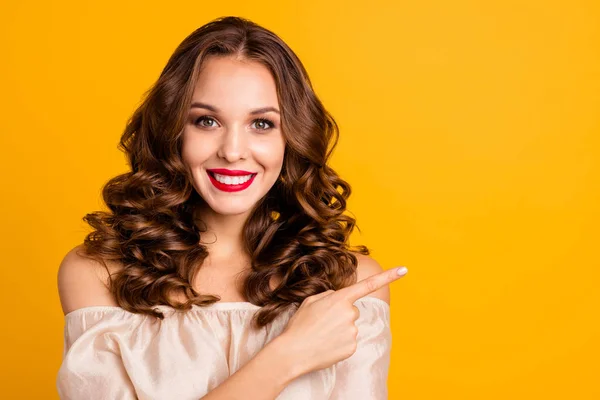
[57,244,120,315]
[353,252,391,306]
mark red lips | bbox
[206,169,257,192]
[206,168,255,176]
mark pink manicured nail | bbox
[397,266,408,276]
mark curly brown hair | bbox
[80,15,370,329]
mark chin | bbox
[205,199,257,216]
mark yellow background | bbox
[1,1,598,398]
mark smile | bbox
[206,169,257,192]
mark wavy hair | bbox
[81,15,370,329]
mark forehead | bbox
[192,56,279,107]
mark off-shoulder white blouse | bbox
[56,296,391,400]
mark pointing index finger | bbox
[335,266,408,303]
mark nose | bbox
[217,124,248,163]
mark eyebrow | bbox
[190,102,280,115]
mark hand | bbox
[277,266,408,375]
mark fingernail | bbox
[397,266,408,276]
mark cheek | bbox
[253,136,286,168]
[181,134,211,166]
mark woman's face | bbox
[182,55,285,216]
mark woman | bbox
[57,16,408,400]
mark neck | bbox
[193,203,251,260]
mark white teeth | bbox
[213,173,253,185]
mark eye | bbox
[194,116,218,128]
[193,116,275,131]
[252,118,275,131]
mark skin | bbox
[180,55,285,296]
[57,53,408,400]
[182,56,284,257]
